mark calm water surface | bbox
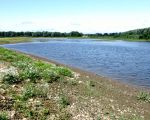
[2,38,150,88]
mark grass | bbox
[0,112,8,120]
[0,47,74,119]
[0,37,31,44]
[59,94,70,108]
[2,74,20,84]
[137,91,150,102]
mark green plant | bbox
[42,70,60,83]
[87,80,95,87]
[55,67,73,77]
[22,84,48,100]
[0,112,8,120]
[43,108,50,116]
[137,92,150,102]
[3,74,20,84]
[59,95,70,108]
[22,84,36,100]
[68,79,78,86]
[19,68,41,83]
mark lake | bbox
[2,38,150,88]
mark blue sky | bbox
[0,0,150,33]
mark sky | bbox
[0,0,150,33]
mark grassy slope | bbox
[0,47,150,120]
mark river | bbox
[2,38,150,88]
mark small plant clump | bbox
[3,74,20,84]
[55,67,73,77]
[22,83,48,100]
[0,112,8,120]
[59,94,70,108]
[137,92,150,102]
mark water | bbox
[2,38,150,88]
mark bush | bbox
[59,94,70,108]
[22,84,36,100]
[3,74,20,84]
[22,84,48,100]
[44,71,60,83]
[137,92,150,102]
[19,68,41,83]
[68,79,78,86]
[55,67,73,77]
[0,112,8,120]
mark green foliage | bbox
[0,31,83,38]
[44,71,60,83]
[137,92,150,102]
[3,74,20,84]
[68,79,78,86]
[0,112,8,120]
[22,84,48,100]
[59,94,70,108]
[55,67,73,77]
[19,67,41,83]
[87,80,96,87]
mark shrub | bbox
[44,71,60,83]
[68,79,78,86]
[0,112,8,120]
[19,68,41,83]
[22,83,48,100]
[3,74,20,84]
[55,67,73,77]
[59,94,70,108]
[33,61,52,71]
[87,80,95,87]
[22,84,36,100]
[137,92,150,102]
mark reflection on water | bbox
[2,38,150,88]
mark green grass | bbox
[59,94,70,108]
[2,74,20,84]
[0,37,31,44]
[0,112,8,120]
[137,91,150,102]
[0,47,74,119]
[0,47,73,83]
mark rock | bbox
[9,111,16,119]
[78,81,83,84]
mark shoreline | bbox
[13,48,150,92]
[1,47,150,119]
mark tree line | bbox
[0,27,150,40]
[0,31,83,37]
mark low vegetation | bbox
[0,37,31,44]
[0,47,150,119]
[137,91,150,103]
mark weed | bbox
[22,83,48,100]
[68,79,78,86]
[43,108,50,116]
[59,94,70,108]
[55,67,73,77]
[137,91,150,102]
[44,71,60,83]
[19,68,41,82]
[0,112,8,120]
[3,74,20,84]
[87,80,95,87]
